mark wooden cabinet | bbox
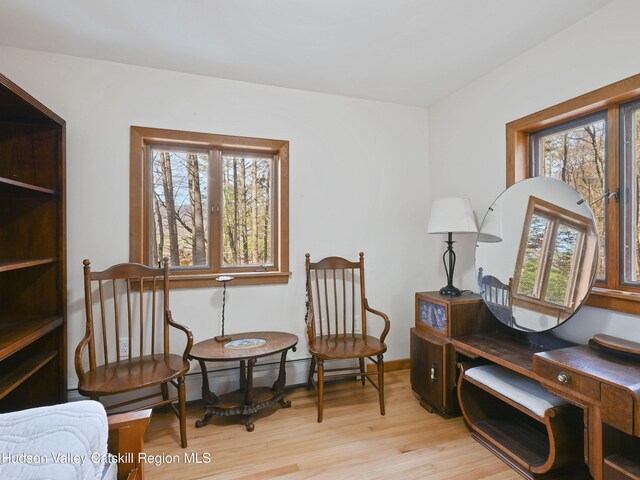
[411,328,456,414]
[0,73,66,411]
[410,292,493,415]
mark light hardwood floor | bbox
[144,369,519,480]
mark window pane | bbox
[151,148,209,268]
[623,104,640,283]
[534,117,607,279]
[545,224,579,306]
[518,214,549,297]
[222,154,273,267]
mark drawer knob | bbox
[557,371,572,384]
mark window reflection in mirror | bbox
[512,196,595,323]
[518,213,549,298]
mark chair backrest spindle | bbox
[151,277,156,356]
[359,253,367,334]
[314,270,323,337]
[342,269,347,335]
[126,278,132,360]
[98,280,108,364]
[112,279,120,362]
[323,270,330,336]
[163,260,170,354]
[332,268,340,333]
[351,268,355,333]
[139,277,144,356]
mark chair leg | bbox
[161,383,170,412]
[359,358,366,385]
[317,359,324,423]
[377,354,385,416]
[307,356,316,390]
[178,377,187,448]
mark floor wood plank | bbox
[144,370,519,479]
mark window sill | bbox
[168,271,291,289]
[586,288,640,315]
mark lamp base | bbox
[439,285,462,296]
[214,335,231,343]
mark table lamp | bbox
[427,197,478,295]
[214,275,234,342]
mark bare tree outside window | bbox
[518,214,549,297]
[622,102,640,283]
[151,148,209,268]
[222,154,273,267]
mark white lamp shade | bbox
[477,205,503,243]
[427,197,478,234]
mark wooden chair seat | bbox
[309,335,387,360]
[78,354,189,397]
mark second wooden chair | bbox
[305,252,390,422]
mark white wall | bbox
[428,0,640,343]
[0,46,430,389]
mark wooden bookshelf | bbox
[0,73,66,411]
[0,316,63,360]
[0,258,57,273]
[0,351,58,401]
[0,176,57,195]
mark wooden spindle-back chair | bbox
[478,267,514,327]
[305,252,390,422]
[74,258,193,448]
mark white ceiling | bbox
[0,0,612,107]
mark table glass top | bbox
[224,338,267,349]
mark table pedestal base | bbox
[195,387,291,431]
[195,347,293,431]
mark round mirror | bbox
[475,177,599,332]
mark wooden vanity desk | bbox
[452,330,556,379]
[534,343,640,480]
[451,329,640,480]
[452,329,588,479]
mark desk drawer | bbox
[602,384,634,435]
[535,359,600,399]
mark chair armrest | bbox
[108,409,152,480]
[74,331,92,386]
[305,298,316,342]
[364,298,390,343]
[166,310,194,361]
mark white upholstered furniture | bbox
[0,401,151,480]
